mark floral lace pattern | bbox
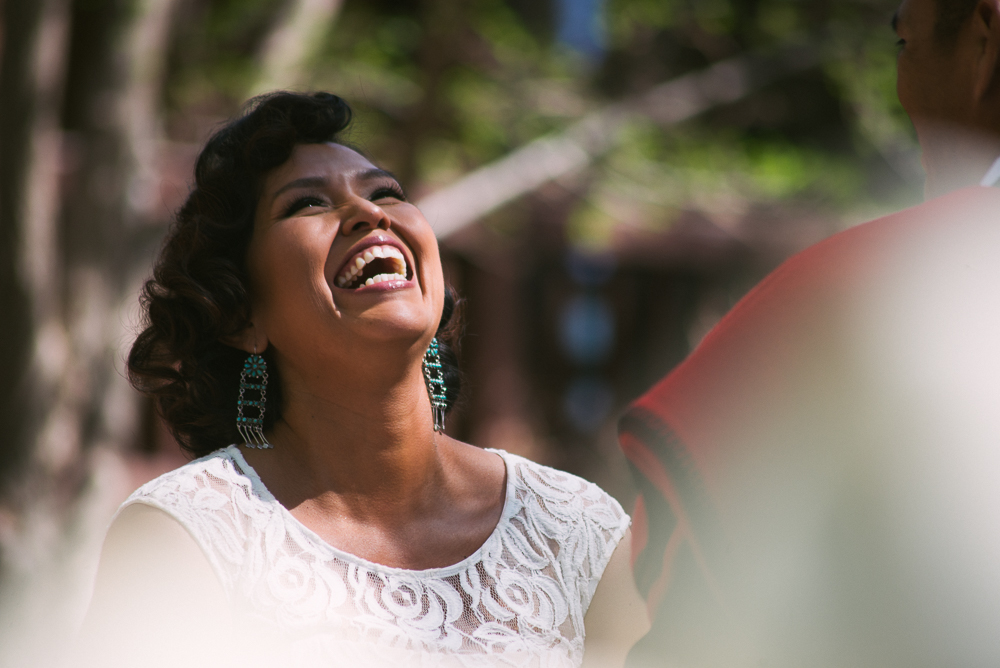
[119,447,629,667]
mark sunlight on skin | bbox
[75,505,235,668]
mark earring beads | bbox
[237,352,272,448]
[423,338,448,433]
[237,342,443,442]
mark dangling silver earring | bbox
[237,350,272,448]
[422,338,447,433]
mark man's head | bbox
[895,0,1000,197]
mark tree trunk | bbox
[0,0,179,663]
[0,0,72,503]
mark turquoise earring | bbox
[237,352,272,448]
[422,338,447,433]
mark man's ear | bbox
[223,324,269,355]
[972,0,1000,101]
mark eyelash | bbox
[369,184,407,202]
[281,183,406,217]
[283,196,327,217]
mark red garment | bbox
[620,187,1000,666]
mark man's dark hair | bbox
[127,91,462,457]
[936,0,980,46]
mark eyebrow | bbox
[272,176,328,199]
[357,168,400,184]
[358,168,408,199]
[271,169,402,199]
[891,10,899,33]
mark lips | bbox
[334,239,412,289]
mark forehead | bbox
[264,142,378,190]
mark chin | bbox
[353,309,437,345]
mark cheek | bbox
[897,59,940,134]
[422,239,446,300]
[249,225,333,314]
[899,45,968,122]
[406,222,440,282]
[407,227,445,324]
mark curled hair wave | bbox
[128,92,462,458]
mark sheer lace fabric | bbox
[120,446,629,667]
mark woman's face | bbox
[245,142,444,374]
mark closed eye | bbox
[283,196,328,217]
[369,184,407,202]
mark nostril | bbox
[342,217,374,235]
[343,218,367,234]
[341,203,391,235]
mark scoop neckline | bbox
[224,445,517,577]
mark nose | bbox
[340,197,391,236]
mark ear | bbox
[222,323,269,355]
[972,0,1000,101]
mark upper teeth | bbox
[336,245,408,288]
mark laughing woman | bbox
[78,92,647,668]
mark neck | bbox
[920,122,1000,198]
[255,343,443,517]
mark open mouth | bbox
[335,245,411,289]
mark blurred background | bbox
[1,0,918,664]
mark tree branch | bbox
[249,0,344,96]
[417,48,820,240]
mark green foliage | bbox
[160,0,917,230]
[165,0,287,114]
[607,0,677,40]
[565,119,865,249]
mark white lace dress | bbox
[118,446,630,667]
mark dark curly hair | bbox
[128,92,462,458]
[935,0,979,46]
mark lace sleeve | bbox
[509,456,631,616]
[576,482,630,613]
[112,447,259,595]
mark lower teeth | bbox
[363,273,406,287]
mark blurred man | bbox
[620,1,1000,666]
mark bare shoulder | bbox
[104,503,203,559]
[76,504,233,668]
[86,501,228,612]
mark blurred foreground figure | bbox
[620,1,1000,666]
